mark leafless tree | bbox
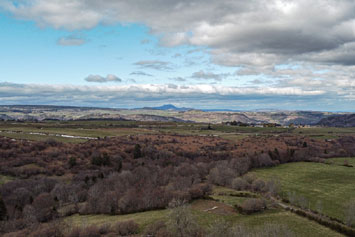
[345,200,355,227]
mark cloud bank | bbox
[2,0,355,110]
[3,0,355,68]
[0,81,345,110]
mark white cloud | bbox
[0,81,325,99]
[4,0,355,67]
[191,70,230,81]
[3,0,355,109]
[134,60,172,71]
[85,74,122,83]
[130,71,153,77]
[4,82,353,110]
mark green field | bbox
[65,198,342,236]
[293,127,355,140]
[1,120,354,236]
[0,175,14,185]
[2,120,355,145]
[327,157,355,166]
[64,186,343,236]
[1,120,355,144]
[0,121,156,143]
[0,131,87,143]
[251,159,355,222]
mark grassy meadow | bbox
[2,120,353,144]
[251,159,355,222]
[65,194,343,237]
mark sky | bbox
[1,0,355,111]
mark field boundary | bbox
[272,197,355,237]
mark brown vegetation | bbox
[0,133,354,235]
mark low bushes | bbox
[235,198,266,214]
[66,220,139,237]
[114,220,139,236]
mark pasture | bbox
[251,159,355,222]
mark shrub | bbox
[101,152,111,166]
[243,173,256,184]
[231,177,248,191]
[98,223,111,235]
[133,144,142,159]
[91,153,102,166]
[90,152,110,166]
[114,220,139,236]
[66,227,81,237]
[68,157,77,168]
[28,221,64,237]
[79,225,101,237]
[145,221,168,236]
[251,179,266,192]
[239,198,266,214]
[32,192,57,222]
[0,196,7,221]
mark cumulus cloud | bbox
[57,36,86,46]
[85,74,122,83]
[134,60,172,71]
[0,81,325,98]
[3,0,355,109]
[4,0,355,67]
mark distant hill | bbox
[0,105,341,125]
[317,114,355,127]
[141,104,192,111]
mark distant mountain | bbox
[317,114,355,127]
[141,104,192,111]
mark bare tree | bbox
[207,220,234,237]
[168,200,202,237]
[345,200,355,227]
[315,200,323,215]
[266,177,280,196]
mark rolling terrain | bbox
[317,114,355,127]
[0,105,344,125]
[0,120,355,236]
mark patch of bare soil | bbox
[191,200,237,216]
